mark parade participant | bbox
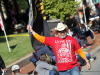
[27,22,91,75]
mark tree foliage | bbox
[43,0,79,22]
[17,0,28,9]
[14,0,29,13]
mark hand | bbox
[56,70,59,74]
[27,24,36,35]
[91,3,94,6]
[27,25,33,33]
[27,24,30,30]
[84,57,91,70]
[2,68,7,73]
[86,61,91,70]
[4,68,7,72]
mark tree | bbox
[13,0,29,23]
[0,0,29,31]
[43,0,79,22]
[16,0,29,12]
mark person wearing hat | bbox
[27,22,91,75]
[11,65,28,75]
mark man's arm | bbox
[27,25,45,44]
[41,62,58,74]
[76,48,91,70]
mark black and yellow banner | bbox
[29,0,50,50]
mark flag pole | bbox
[0,13,11,52]
[82,0,88,30]
[3,26,11,52]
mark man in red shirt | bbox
[27,22,91,75]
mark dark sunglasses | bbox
[57,29,66,33]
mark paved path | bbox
[10,32,100,75]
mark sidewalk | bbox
[7,32,100,75]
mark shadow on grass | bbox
[10,44,17,50]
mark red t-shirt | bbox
[45,36,81,71]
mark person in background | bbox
[36,53,59,75]
[27,22,91,75]
[92,0,100,32]
[92,0,100,16]
[83,3,91,24]
[0,55,7,75]
[11,65,28,75]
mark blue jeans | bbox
[84,30,94,40]
[49,70,58,75]
[59,66,80,75]
[37,46,55,59]
[30,57,37,65]
[52,56,56,63]
[30,55,56,65]
[30,46,55,65]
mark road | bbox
[80,53,100,75]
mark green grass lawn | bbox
[0,32,34,65]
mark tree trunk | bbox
[13,0,20,23]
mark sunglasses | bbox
[57,29,66,33]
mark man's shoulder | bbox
[67,35,75,40]
[45,37,59,40]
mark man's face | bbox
[57,29,67,39]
